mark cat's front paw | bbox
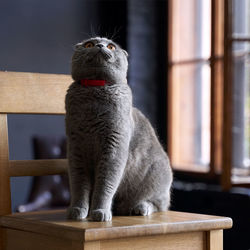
[67,206,88,221]
[131,201,156,216]
[90,209,112,222]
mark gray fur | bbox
[65,37,172,222]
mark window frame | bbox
[167,0,250,189]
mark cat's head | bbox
[71,37,128,84]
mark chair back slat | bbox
[0,71,71,215]
[9,159,68,177]
[0,71,72,114]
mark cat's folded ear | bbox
[122,50,129,57]
[74,43,82,50]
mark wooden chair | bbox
[0,71,232,250]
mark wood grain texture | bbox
[207,230,223,250]
[0,213,84,242]
[0,114,11,216]
[0,71,72,114]
[3,228,84,250]
[97,232,205,250]
[9,159,68,177]
[84,241,101,250]
[0,210,232,242]
[210,0,224,175]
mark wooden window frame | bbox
[223,0,250,189]
[167,0,250,189]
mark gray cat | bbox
[65,37,172,222]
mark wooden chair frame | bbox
[0,71,232,250]
[0,71,71,216]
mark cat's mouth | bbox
[86,50,113,64]
[99,50,113,60]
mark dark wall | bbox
[128,0,167,143]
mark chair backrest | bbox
[0,71,72,216]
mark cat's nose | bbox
[96,44,104,48]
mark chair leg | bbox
[207,230,223,250]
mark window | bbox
[230,0,250,184]
[168,0,212,172]
[167,0,250,188]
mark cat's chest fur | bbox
[65,82,133,139]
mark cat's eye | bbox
[84,42,94,48]
[107,43,116,50]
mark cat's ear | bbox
[74,43,82,50]
[122,49,129,57]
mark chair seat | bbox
[0,210,232,250]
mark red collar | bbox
[80,79,107,87]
